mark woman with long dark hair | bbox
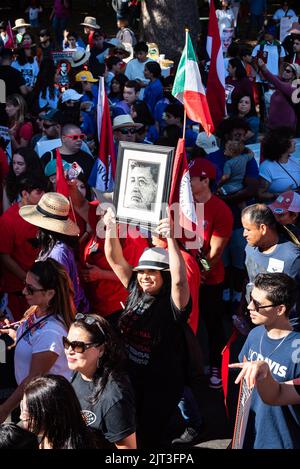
[232,94,260,143]
[64,313,137,449]
[104,209,191,447]
[20,375,99,448]
[0,258,76,424]
[34,60,59,111]
[225,57,253,114]
[3,147,45,211]
[12,32,39,90]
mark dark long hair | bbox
[34,59,57,101]
[228,58,247,80]
[5,147,44,203]
[37,228,79,258]
[261,126,294,161]
[29,259,76,328]
[72,314,127,405]
[24,375,97,449]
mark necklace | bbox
[259,329,290,359]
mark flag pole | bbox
[182,28,189,140]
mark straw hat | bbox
[19,192,80,236]
[80,16,100,29]
[12,18,30,30]
[133,247,170,271]
[112,115,143,130]
[70,49,91,68]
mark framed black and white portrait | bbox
[113,142,174,230]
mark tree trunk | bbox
[140,0,200,62]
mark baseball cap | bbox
[188,158,217,180]
[42,109,64,124]
[196,132,219,155]
[269,191,300,214]
[75,71,98,83]
[61,89,83,103]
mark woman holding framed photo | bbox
[104,208,191,447]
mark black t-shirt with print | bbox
[72,372,136,444]
[119,275,192,385]
[41,149,94,179]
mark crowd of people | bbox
[1,0,300,450]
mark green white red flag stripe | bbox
[172,31,214,135]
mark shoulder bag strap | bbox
[16,313,54,346]
[276,161,299,188]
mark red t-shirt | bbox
[181,250,201,334]
[201,195,233,285]
[0,203,38,292]
[82,202,149,316]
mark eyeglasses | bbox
[249,294,279,312]
[75,313,105,339]
[42,122,56,129]
[23,282,46,295]
[119,128,137,135]
[62,336,101,353]
[63,133,86,141]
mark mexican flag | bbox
[172,31,214,135]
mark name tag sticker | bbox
[267,258,284,273]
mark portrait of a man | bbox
[124,160,159,211]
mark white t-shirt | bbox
[273,8,297,20]
[259,156,300,193]
[124,58,153,99]
[11,57,39,87]
[15,314,72,384]
[252,43,286,83]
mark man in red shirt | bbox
[0,175,47,320]
[189,158,233,389]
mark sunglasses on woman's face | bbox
[23,282,46,295]
[62,336,101,353]
[63,133,86,141]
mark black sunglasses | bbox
[75,313,106,339]
[42,122,56,129]
[249,294,279,312]
[119,127,137,135]
[23,282,46,295]
[62,336,101,353]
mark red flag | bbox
[206,0,226,129]
[88,77,116,191]
[5,21,15,49]
[169,138,201,249]
[56,148,69,197]
[221,329,238,416]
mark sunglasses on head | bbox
[75,313,106,339]
[119,127,137,135]
[23,282,46,295]
[63,133,86,141]
[62,336,101,353]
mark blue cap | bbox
[265,25,276,37]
